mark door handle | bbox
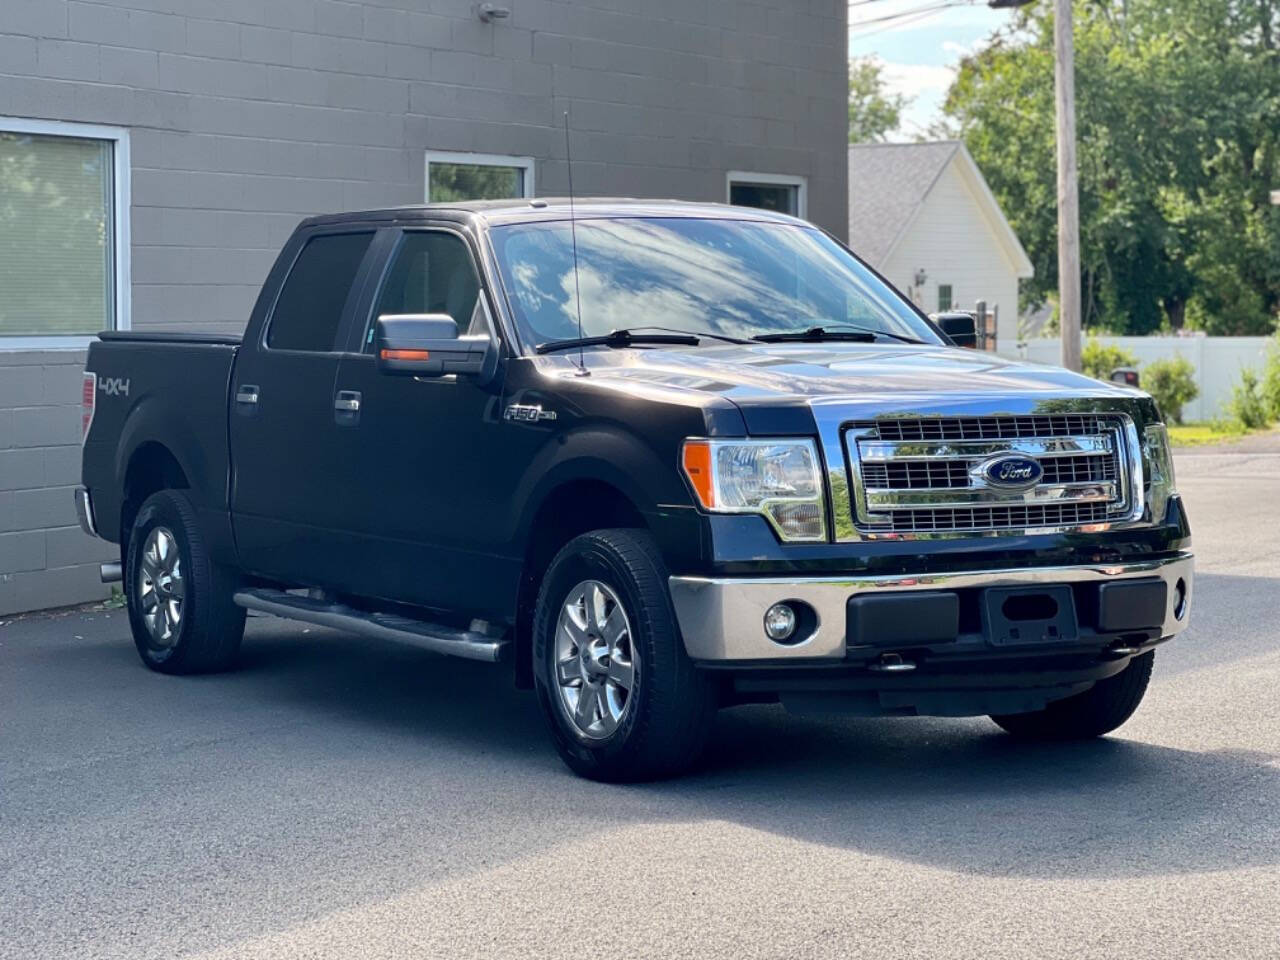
[235,384,260,405]
[334,389,361,426]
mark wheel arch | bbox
[120,441,190,550]
[513,477,649,689]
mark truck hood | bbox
[537,341,1142,401]
[532,342,1155,434]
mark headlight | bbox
[681,438,827,542]
[1143,423,1177,523]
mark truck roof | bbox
[299,198,809,230]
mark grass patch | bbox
[1167,421,1252,447]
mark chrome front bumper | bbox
[669,552,1193,661]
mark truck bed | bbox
[82,333,241,545]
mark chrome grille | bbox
[1040,453,1117,485]
[873,414,1116,441]
[882,502,1112,534]
[845,415,1135,536]
[862,452,1116,490]
[859,460,970,489]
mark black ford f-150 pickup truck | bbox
[79,200,1192,781]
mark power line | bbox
[849,1,976,32]
[851,6,960,37]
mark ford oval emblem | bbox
[981,455,1043,489]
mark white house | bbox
[847,141,1034,353]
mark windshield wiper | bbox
[625,325,751,345]
[535,328,700,354]
[751,325,926,345]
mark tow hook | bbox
[1103,641,1142,658]
[868,652,917,673]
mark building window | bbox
[425,151,534,203]
[937,284,953,312]
[726,171,807,218]
[0,118,130,348]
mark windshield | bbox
[488,217,941,349]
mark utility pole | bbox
[1054,0,1082,371]
[987,0,1078,368]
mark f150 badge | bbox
[504,403,556,423]
[97,376,130,397]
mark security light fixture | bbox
[478,3,511,22]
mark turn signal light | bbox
[380,348,430,361]
[681,440,715,508]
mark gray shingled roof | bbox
[847,141,961,267]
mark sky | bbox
[848,1,1025,141]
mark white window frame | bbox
[424,151,535,203]
[725,171,808,219]
[0,116,131,351]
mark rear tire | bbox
[533,528,716,782]
[991,651,1154,740]
[125,489,245,675]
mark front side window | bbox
[0,122,125,340]
[364,231,480,350]
[489,217,940,349]
[267,232,374,352]
[426,152,534,203]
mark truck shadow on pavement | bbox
[683,710,1278,880]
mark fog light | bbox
[1173,578,1188,621]
[764,603,797,641]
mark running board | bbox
[233,588,508,663]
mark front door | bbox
[330,227,518,617]
[229,227,378,588]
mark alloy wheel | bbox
[138,526,184,648]
[553,579,638,739]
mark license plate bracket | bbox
[982,585,1078,646]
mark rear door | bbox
[229,227,378,587]
[328,225,519,616]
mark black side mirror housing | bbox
[934,312,978,349]
[375,314,495,380]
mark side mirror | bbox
[375,313,494,379]
[934,312,978,349]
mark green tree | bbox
[848,57,909,143]
[943,0,1280,335]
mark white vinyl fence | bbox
[1016,336,1273,421]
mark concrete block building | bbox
[0,0,849,614]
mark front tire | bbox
[533,528,716,782]
[990,651,1154,740]
[125,489,245,675]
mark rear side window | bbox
[267,231,374,351]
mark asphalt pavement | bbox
[2,449,1277,959]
